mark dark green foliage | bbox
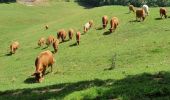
[76,0,170,7]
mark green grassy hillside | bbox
[0,1,170,100]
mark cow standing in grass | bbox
[76,32,81,45]
[38,37,46,47]
[160,8,167,19]
[57,29,66,42]
[102,15,108,29]
[32,50,55,83]
[129,5,135,13]
[142,5,149,16]
[109,17,119,33]
[53,39,59,53]
[84,20,93,33]
[68,29,74,40]
[10,41,19,54]
[46,35,55,47]
[136,8,146,21]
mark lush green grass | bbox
[0,1,170,99]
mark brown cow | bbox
[84,20,94,33]
[52,39,59,53]
[109,17,119,33]
[46,35,55,47]
[68,29,74,40]
[160,8,167,19]
[38,37,46,47]
[76,32,81,45]
[10,41,19,54]
[129,5,135,13]
[136,8,146,21]
[102,15,108,29]
[32,50,55,82]
[57,29,66,42]
[45,25,49,30]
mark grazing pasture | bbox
[0,1,170,99]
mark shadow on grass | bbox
[155,18,162,20]
[59,39,70,44]
[34,47,40,49]
[69,42,77,47]
[129,20,140,23]
[5,53,12,56]
[1,71,170,99]
[103,31,111,35]
[42,46,48,50]
[95,27,103,30]
[0,0,16,4]
[24,77,36,84]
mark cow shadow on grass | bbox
[24,77,36,84]
[95,27,103,30]
[69,42,77,47]
[155,18,162,20]
[2,71,170,99]
[103,31,111,35]
[129,20,140,23]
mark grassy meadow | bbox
[0,1,170,99]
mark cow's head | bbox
[31,72,43,83]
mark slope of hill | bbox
[0,1,170,99]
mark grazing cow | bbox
[129,5,135,13]
[52,39,59,53]
[32,50,55,83]
[45,25,49,30]
[102,15,108,29]
[76,32,81,45]
[109,17,119,33]
[142,5,149,16]
[136,8,146,21]
[10,41,19,54]
[68,29,74,40]
[46,35,55,47]
[57,29,66,42]
[84,20,93,33]
[160,8,167,19]
[38,37,46,47]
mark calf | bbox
[136,8,146,21]
[46,35,55,47]
[76,32,81,45]
[10,41,19,54]
[38,37,46,47]
[57,29,66,42]
[32,50,55,83]
[52,39,59,53]
[84,20,93,33]
[160,7,167,19]
[142,5,149,16]
[102,15,108,29]
[129,5,135,13]
[68,29,74,40]
[109,17,119,33]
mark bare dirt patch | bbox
[17,0,49,6]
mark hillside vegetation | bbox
[0,1,170,100]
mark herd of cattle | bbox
[8,4,168,82]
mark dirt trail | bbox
[17,0,49,6]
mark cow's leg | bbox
[50,65,53,72]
